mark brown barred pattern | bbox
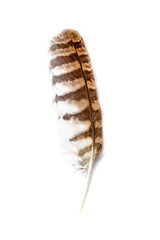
[49,29,103,209]
[49,29,103,171]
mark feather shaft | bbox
[80,141,94,211]
[72,41,95,210]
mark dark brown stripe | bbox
[54,86,87,103]
[93,109,102,122]
[50,53,77,68]
[84,70,94,82]
[95,143,102,158]
[78,145,92,157]
[63,107,90,121]
[73,40,85,49]
[69,127,92,142]
[69,126,102,143]
[95,127,102,139]
[79,54,90,64]
[69,125,102,144]
[49,41,73,51]
[90,89,98,102]
[52,69,83,85]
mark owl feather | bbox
[49,29,103,210]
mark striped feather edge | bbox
[49,29,103,210]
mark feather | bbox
[49,29,103,210]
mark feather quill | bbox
[49,29,103,210]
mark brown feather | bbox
[49,29,103,210]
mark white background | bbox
[0,0,160,239]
